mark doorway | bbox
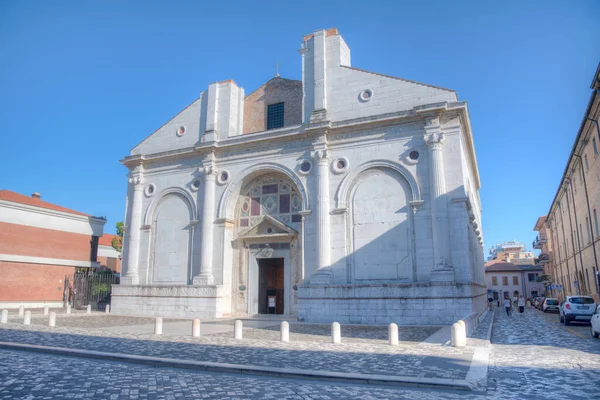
[258,258,284,314]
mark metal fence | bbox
[64,270,119,310]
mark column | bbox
[314,149,331,270]
[122,175,144,285]
[425,117,453,280]
[194,164,217,285]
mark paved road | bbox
[0,306,598,399]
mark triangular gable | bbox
[238,215,297,241]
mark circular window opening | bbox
[192,179,201,190]
[221,171,228,182]
[300,161,311,172]
[359,89,373,102]
[337,159,346,169]
[144,183,156,197]
[267,228,273,234]
[176,126,186,136]
[409,151,420,160]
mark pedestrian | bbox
[503,298,512,316]
[488,296,494,311]
[518,296,525,314]
[512,295,518,308]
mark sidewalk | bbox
[0,309,493,391]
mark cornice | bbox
[0,200,106,227]
[122,102,478,176]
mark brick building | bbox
[97,234,121,274]
[485,261,545,301]
[533,63,600,302]
[0,190,106,308]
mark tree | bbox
[111,221,124,252]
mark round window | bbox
[176,126,186,136]
[359,89,373,102]
[409,151,420,160]
[191,179,201,190]
[144,183,156,197]
[332,157,349,174]
[298,160,312,175]
[217,170,230,185]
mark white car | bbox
[559,296,597,325]
[542,298,559,313]
[591,304,600,339]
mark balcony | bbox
[538,253,550,264]
[532,235,547,249]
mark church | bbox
[112,28,487,325]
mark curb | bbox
[464,310,494,388]
[0,341,474,391]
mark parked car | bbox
[559,296,597,325]
[535,297,546,310]
[591,304,600,339]
[542,298,559,313]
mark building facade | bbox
[0,191,106,308]
[533,64,600,302]
[487,240,535,265]
[113,28,486,324]
[485,262,545,301]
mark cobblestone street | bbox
[0,306,599,399]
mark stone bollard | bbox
[66,304,71,314]
[192,319,201,338]
[234,320,243,340]
[388,323,399,345]
[49,312,56,327]
[331,322,341,344]
[1,309,8,324]
[451,322,466,347]
[280,321,289,342]
[43,305,49,315]
[18,306,24,316]
[86,305,91,314]
[154,317,163,335]
[105,304,110,314]
[23,311,31,325]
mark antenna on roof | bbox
[275,61,280,77]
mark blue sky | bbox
[1,1,599,256]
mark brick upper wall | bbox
[0,221,92,261]
[243,77,302,134]
[0,261,73,302]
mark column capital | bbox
[313,149,330,166]
[202,164,218,181]
[128,175,144,187]
[425,132,445,149]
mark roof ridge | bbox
[0,190,89,216]
[340,66,456,93]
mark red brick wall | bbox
[243,77,302,134]
[0,221,91,261]
[97,255,121,273]
[0,261,73,302]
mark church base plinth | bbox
[111,285,225,319]
[297,282,486,325]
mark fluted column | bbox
[194,164,217,285]
[425,117,453,279]
[122,175,144,285]
[314,149,331,270]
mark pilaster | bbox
[194,152,218,285]
[122,173,144,285]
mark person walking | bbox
[503,298,512,316]
[488,296,494,311]
[518,296,525,314]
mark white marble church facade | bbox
[112,28,487,324]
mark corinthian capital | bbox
[128,176,144,186]
[313,149,329,166]
[202,164,218,180]
[425,132,445,148]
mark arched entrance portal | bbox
[233,175,303,316]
